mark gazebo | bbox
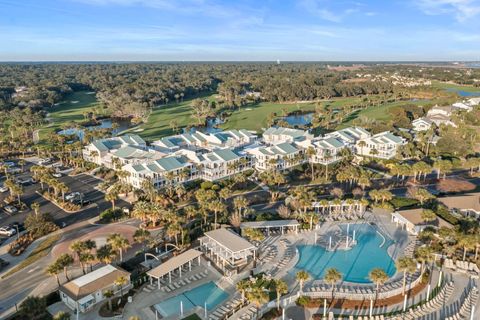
[240,219,299,235]
[147,249,202,289]
[199,228,256,272]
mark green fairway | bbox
[38,91,102,140]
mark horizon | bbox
[1,0,480,61]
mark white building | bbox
[467,97,480,106]
[60,265,131,313]
[324,127,371,146]
[123,155,197,189]
[247,142,303,171]
[262,127,313,145]
[425,105,457,127]
[355,131,406,159]
[82,134,149,168]
[197,149,253,181]
[452,102,473,112]
[296,136,347,165]
[412,118,433,132]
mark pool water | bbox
[292,223,396,283]
[154,281,228,317]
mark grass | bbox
[1,233,61,279]
[182,314,202,320]
[38,91,103,141]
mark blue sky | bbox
[1,0,480,61]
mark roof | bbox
[60,265,130,300]
[240,220,300,229]
[147,249,202,279]
[394,208,453,228]
[263,127,307,138]
[155,156,189,171]
[438,193,480,212]
[203,228,256,253]
[212,149,240,162]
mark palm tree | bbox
[53,311,71,320]
[421,209,436,224]
[414,246,434,273]
[209,200,226,229]
[104,289,114,311]
[236,279,251,303]
[56,253,74,281]
[96,244,116,264]
[396,257,417,295]
[105,190,119,210]
[31,202,40,216]
[324,268,342,300]
[46,262,61,286]
[69,240,88,274]
[246,286,269,319]
[369,268,388,300]
[306,146,316,181]
[107,233,130,262]
[133,228,151,252]
[19,296,47,320]
[273,279,288,310]
[357,140,366,156]
[233,196,249,216]
[296,270,309,292]
[114,275,129,297]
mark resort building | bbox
[452,102,473,112]
[59,265,131,313]
[123,155,197,189]
[324,127,371,146]
[297,136,347,165]
[412,118,433,132]
[425,105,457,127]
[82,134,148,168]
[262,127,313,145]
[438,193,480,220]
[355,131,406,159]
[391,208,452,235]
[247,142,304,171]
[467,97,480,106]
[197,149,253,181]
[199,228,256,274]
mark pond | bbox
[445,88,480,97]
[183,117,224,134]
[58,118,131,140]
[281,112,314,126]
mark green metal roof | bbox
[212,149,240,162]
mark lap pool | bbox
[153,281,228,317]
[292,223,397,283]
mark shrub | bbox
[45,291,60,306]
[434,205,459,225]
[297,296,311,307]
[390,197,419,209]
[200,181,213,190]
[99,208,125,223]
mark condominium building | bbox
[355,131,406,159]
[262,127,313,145]
[247,142,303,171]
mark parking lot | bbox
[0,159,129,240]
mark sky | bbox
[0,0,480,61]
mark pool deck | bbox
[122,257,235,320]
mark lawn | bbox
[38,91,102,141]
[1,233,61,279]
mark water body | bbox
[281,112,314,126]
[292,223,397,283]
[153,281,228,317]
[445,88,480,97]
[58,118,131,140]
[183,117,224,134]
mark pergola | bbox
[240,219,299,235]
[147,249,202,289]
[199,228,256,271]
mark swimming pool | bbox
[292,223,397,283]
[153,281,228,317]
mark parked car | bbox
[2,161,15,167]
[0,226,16,236]
[15,177,33,185]
[6,167,21,174]
[0,185,8,193]
[52,172,62,178]
[4,205,18,214]
[65,192,80,201]
[38,158,51,165]
[9,222,24,232]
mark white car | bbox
[0,186,8,193]
[65,192,80,201]
[4,206,18,214]
[0,226,16,237]
[38,158,51,165]
[52,172,62,178]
